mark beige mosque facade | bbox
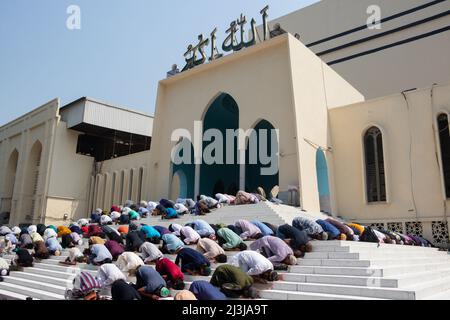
[1,0,449,244]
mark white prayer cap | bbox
[27,225,37,234]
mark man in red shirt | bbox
[155,257,185,290]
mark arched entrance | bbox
[22,141,42,223]
[316,149,331,213]
[245,120,279,196]
[171,138,195,199]
[200,93,239,196]
[170,170,187,200]
[1,149,19,217]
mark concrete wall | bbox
[288,34,364,213]
[90,151,151,212]
[44,121,94,225]
[0,99,60,225]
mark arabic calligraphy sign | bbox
[181,5,270,72]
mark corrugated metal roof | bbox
[60,97,153,137]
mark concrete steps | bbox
[0,288,39,301]
[1,204,450,300]
[0,282,65,300]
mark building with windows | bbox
[0,0,449,244]
[0,97,153,226]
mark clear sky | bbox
[0,0,319,123]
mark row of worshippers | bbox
[87,184,284,226]
[58,218,307,300]
[290,216,434,246]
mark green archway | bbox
[171,139,195,199]
[200,93,239,196]
[245,120,279,196]
[316,149,331,213]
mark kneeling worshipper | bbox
[189,280,227,300]
[111,279,142,301]
[250,236,298,269]
[228,250,278,284]
[196,238,228,263]
[155,257,185,290]
[33,241,50,260]
[96,263,126,289]
[139,242,163,264]
[134,265,171,300]
[45,236,63,256]
[161,233,184,254]
[325,218,355,240]
[117,252,144,276]
[293,216,328,240]
[86,244,113,265]
[104,240,125,261]
[60,247,87,265]
[13,248,34,268]
[67,271,102,300]
[210,264,257,299]
[316,219,341,240]
[140,225,161,244]
[180,225,201,245]
[277,224,312,255]
[175,247,211,276]
[250,220,274,236]
[174,290,197,300]
[189,219,216,238]
[101,225,123,244]
[235,220,262,240]
[125,229,146,252]
[217,227,248,251]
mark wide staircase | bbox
[1,204,450,300]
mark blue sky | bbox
[0,0,319,123]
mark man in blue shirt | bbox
[161,234,184,254]
[251,220,274,236]
[189,219,216,238]
[134,266,170,300]
[140,225,161,244]
[189,280,227,300]
[175,247,211,276]
[316,219,340,240]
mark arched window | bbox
[364,127,386,203]
[438,114,450,198]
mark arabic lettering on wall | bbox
[180,5,270,73]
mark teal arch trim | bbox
[173,170,188,199]
[171,139,195,199]
[200,93,240,196]
[316,149,330,197]
[245,119,279,196]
